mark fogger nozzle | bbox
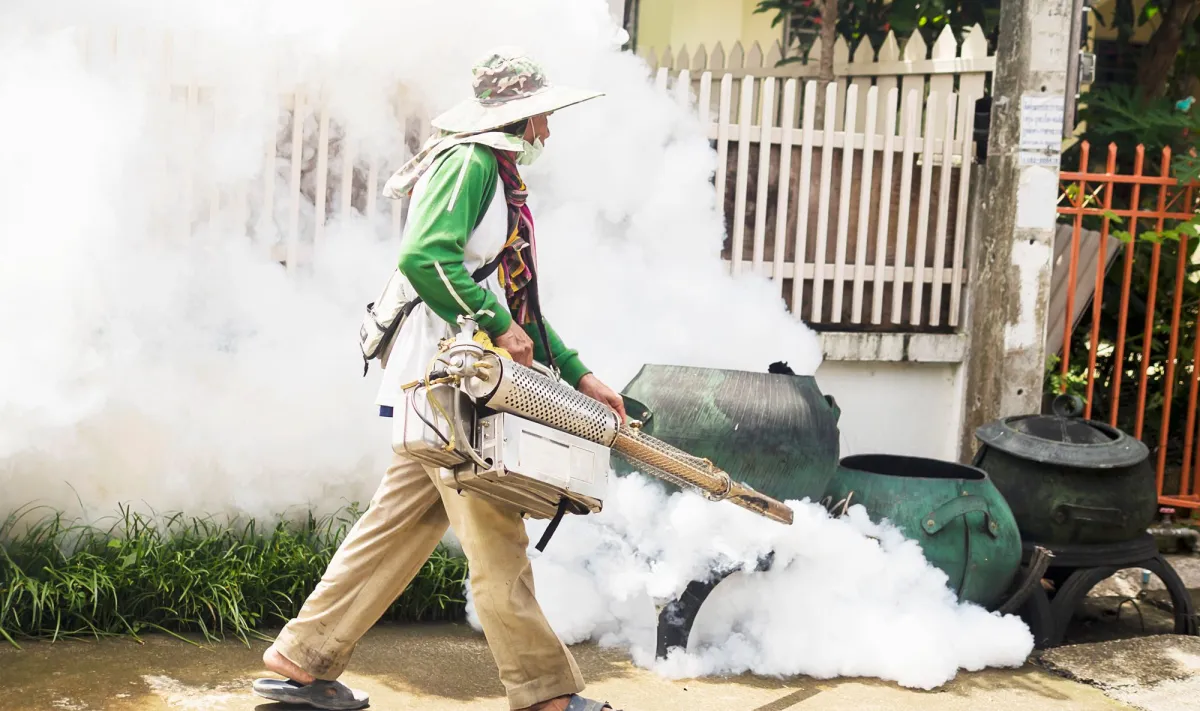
[465,354,793,525]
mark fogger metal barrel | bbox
[464,354,794,525]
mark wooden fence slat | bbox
[260,123,277,244]
[958,25,989,130]
[753,77,777,273]
[874,33,902,135]
[698,71,713,123]
[928,27,958,145]
[715,75,734,225]
[655,67,669,92]
[891,90,920,324]
[811,82,839,323]
[287,89,306,272]
[831,84,859,321]
[710,42,726,72]
[774,79,798,298]
[793,82,819,321]
[746,42,764,71]
[729,41,745,70]
[852,86,880,323]
[392,183,404,238]
[872,87,900,324]
[366,160,379,221]
[675,69,692,107]
[341,136,356,217]
[765,41,784,69]
[868,85,897,324]
[950,94,975,327]
[910,91,940,326]
[898,31,927,137]
[929,93,958,326]
[730,76,756,275]
[850,38,875,133]
[833,37,851,132]
[314,97,331,245]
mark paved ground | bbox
[1040,635,1200,711]
[0,624,1132,711]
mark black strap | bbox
[524,254,556,374]
[535,497,570,552]
[363,252,508,377]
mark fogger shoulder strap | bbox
[524,256,556,377]
[534,497,570,552]
[360,253,507,377]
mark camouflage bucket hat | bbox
[431,47,604,134]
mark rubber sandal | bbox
[564,695,620,711]
[251,678,369,710]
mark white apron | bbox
[374,170,509,410]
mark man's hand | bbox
[577,374,627,423]
[494,324,534,366]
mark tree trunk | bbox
[818,0,838,84]
[814,0,838,119]
[1136,0,1200,99]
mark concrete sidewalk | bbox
[0,624,1131,711]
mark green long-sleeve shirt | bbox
[396,143,591,387]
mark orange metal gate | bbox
[1055,142,1199,507]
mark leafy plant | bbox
[0,504,468,648]
[755,0,1001,58]
[1074,86,1200,172]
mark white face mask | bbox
[518,137,544,166]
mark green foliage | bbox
[754,0,1000,57]
[1045,354,1090,402]
[0,504,468,648]
[1076,86,1200,165]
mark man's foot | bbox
[523,697,571,711]
[263,643,316,685]
[523,695,615,711]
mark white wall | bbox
[815,360,966,463]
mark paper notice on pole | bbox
[1018,94,1065,167]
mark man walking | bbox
[252,48,625,711]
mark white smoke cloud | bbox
[0,0,818,517]
[0,0,1030,690]
[469,476,1034,690]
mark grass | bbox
[0,503,468,649]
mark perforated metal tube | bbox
[464,354,620,445]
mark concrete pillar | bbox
[959,0,1075,457]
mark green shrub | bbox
[0,504,468,648]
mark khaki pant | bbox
[274,452,585,710]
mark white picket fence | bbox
[638,25,992,329]
[656,79,978,328]
[640,24,994,91]
[58,24,986,332]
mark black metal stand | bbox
[655,553,774,659]
[1017,534,1197,648]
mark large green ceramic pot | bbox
[827,454,1023,608]
[618,365,842,503]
